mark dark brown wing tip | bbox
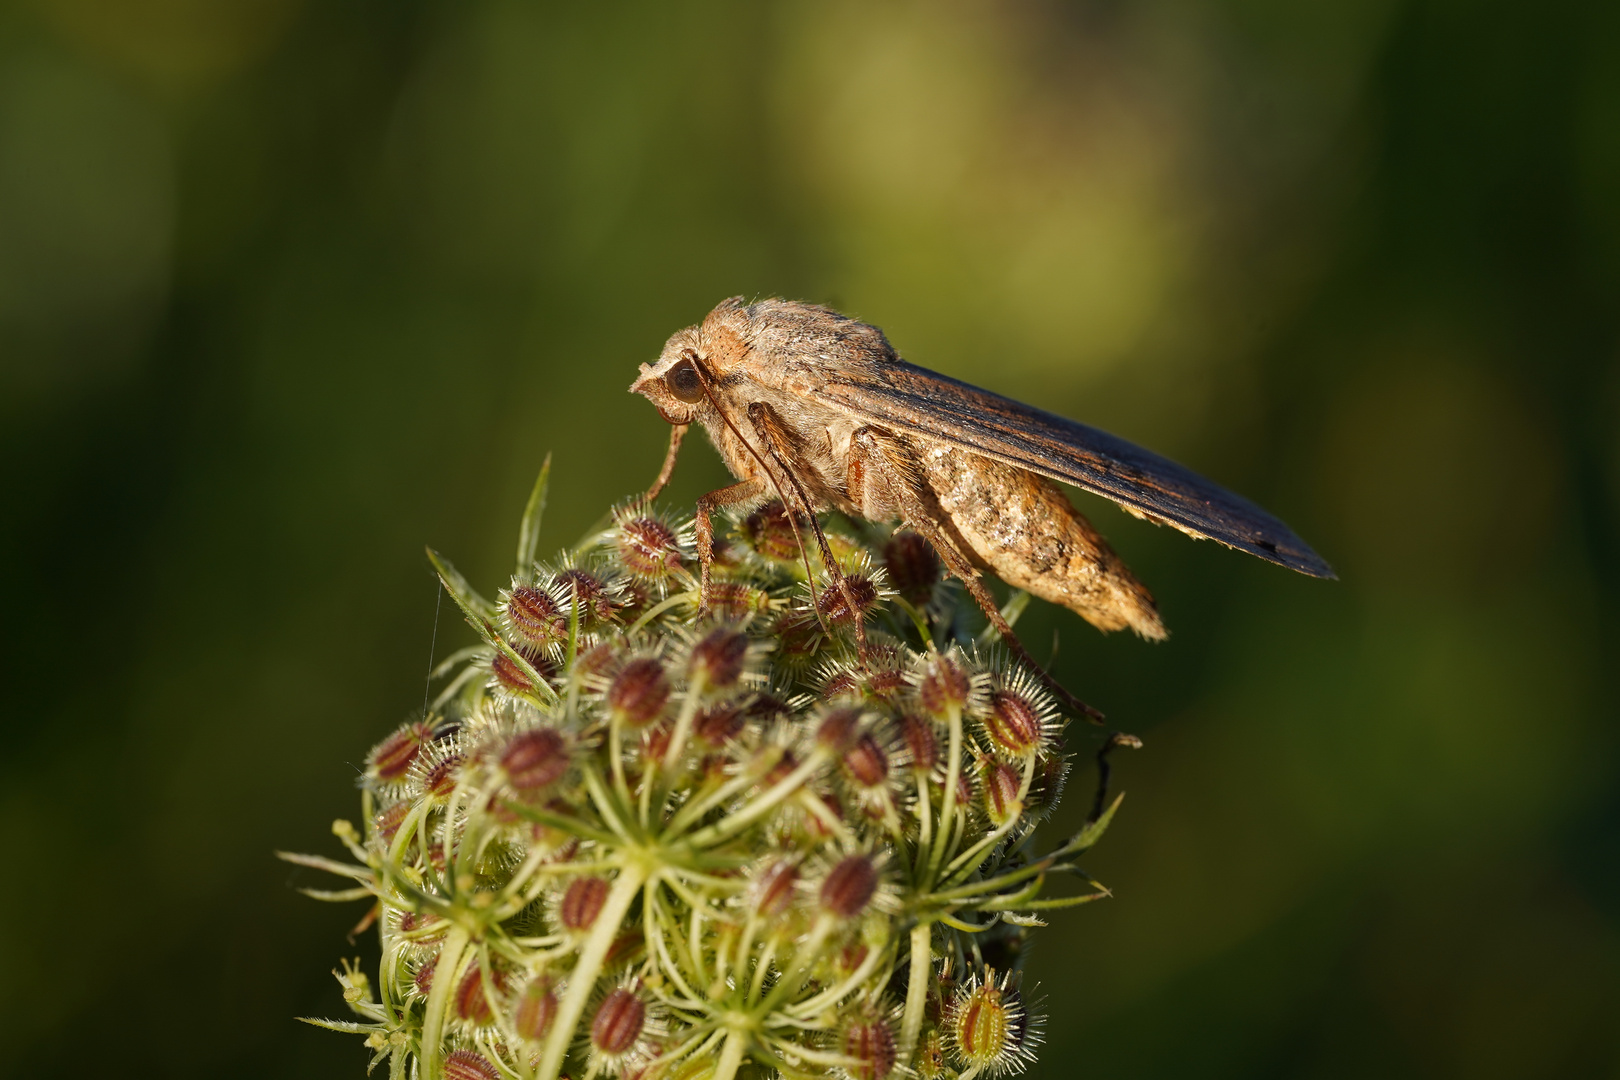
[1245,536,1337,580]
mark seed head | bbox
[816,574,879,625]
[591,987,647,1055]
[416,749,464,802]
[490,650,548,695]
[454,964,493,1024]
[842,734,890,790]
[739,501,804,562]
[500,727,569,793]
[946,969,1041,1077]
[616,515,685,582]
[693,702,745,748]
[688,627,749,691]
[369,721,433,783]
[513,975,558,1042]
[559,876,610,932]
[374,799,411,841]
[707,580,772,620]
[899,713,938,774]
[882,530,941,605]
[412,954,438,999]
[553,566,618,624]
[915,652,974,718]
[840,1008,899,1080]
[750,858,801,918]
[816,707,864,753]
[607,657,670,727]
[983,761,1024,827]
[443,1049,500,1080]
[500,583,567,653]
[820,854,879,919]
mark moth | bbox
[630,297,1333,715]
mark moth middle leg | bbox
[849,427,1104,721]
[694,475,767,612]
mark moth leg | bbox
[643,422,689,504]
[745,401,872,662]
[849,428,1104,722]
[695,475,767,612]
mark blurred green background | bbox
[3,0,1617,1076]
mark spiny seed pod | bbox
[882,530,941,605]
[946,970,1040,1077]
[444,1049,500,1080]
[707,580,772,620]
[398,910,442,936]
[820,854,878,919]
[370,721,434,782]
[491,650,544,695]
[560,876,610,931]
[418,752,464,801]
[983,760,1023,827]
[513,976,558,1042]
[412,955,437,998]
[740,501,804,562]
[984,688,1047,759]
[915,1029,949,1080]
[502,584,568,652]
[374,799,411,841]
[689,627,749,691]
[816,707,863,753]
[454,965,493,1023]
[501,727,569,792]
[617,516,684,581]
[553,567,617,623]
[816,574,879,624]
[751,859,800,918]
[842,734,890,789]
[841,1009,899,1080]
[915,653,973,718]
[591,987,647,1056]
[899,713,939,774]
[693,702,745,748]
[607,657,670,727]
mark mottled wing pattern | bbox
[818,360,1336,579]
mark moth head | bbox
[631,319,732,425]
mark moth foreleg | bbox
[695,476,767,613]
[849,428,1104,722]
[643,422,689,504]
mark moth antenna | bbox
[685,359,830,630]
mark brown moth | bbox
[630,298,1332,714]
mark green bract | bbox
[285,462,1128,1080]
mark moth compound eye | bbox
[666,358,705,404]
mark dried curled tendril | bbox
[282,460,1132,1080]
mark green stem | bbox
[536,865,649,1080]
[926,705,964,884]
[712,1028,749,1080]
[899,921,933,1066]
[662,686,705,772]
[419,924,470,1079]
[685,750,829,848]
